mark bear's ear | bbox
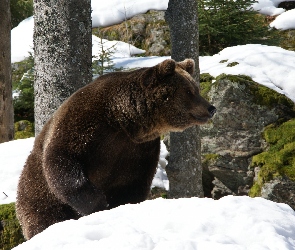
[156,59,176,78]
[177,59,195,76]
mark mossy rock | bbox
[0,203,25,250]
[14,120,34,140]
[215,74,295,111]
[199,73,295,200]
[249,118,295,197]
[93,10,171,56]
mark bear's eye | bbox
[187,90,194,96]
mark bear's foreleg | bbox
[43,148,108,215]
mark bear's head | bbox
[140,59,216,137]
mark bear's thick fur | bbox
[16,59,216,239]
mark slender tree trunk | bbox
[165,0,204,198]
[0,0,14,142]
[34,0,92,135]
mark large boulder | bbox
[95,10,170,56]
[199,74,295,206]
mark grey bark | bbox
[165,0,203,198]
[0,0,14,142]
[34,0,92,135]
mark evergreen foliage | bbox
[10,0,33,29]
[0,203,25,250]
[92,36,121,77]
[198,0,280,55]
[12,54,34,123]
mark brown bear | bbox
[16,59,216,239]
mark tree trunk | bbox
[34,0,92,135]
[0,0,14,142]
[165,0,204,198]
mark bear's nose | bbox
[208,105,216,118]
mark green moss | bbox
[215,73,253,83]
[226,62,239,67]
[0,203,25,250]
[248,83,295,109]
[200,73,215,101]
[215,74,295,111]
[203,154,220,165]
[248,183,261,198]
[200,73,215,83]
[249,119,295,197]
[14,120,34,140]
[149,187,167,199]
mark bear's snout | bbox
[208,105,217,118]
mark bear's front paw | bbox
[74,191,108,215]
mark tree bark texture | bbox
[34,0,92,135]
[165,0,204,198]
[0,0,14,142]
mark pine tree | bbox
[10,0,33,28]
[198,0,280,55]
[13,55,34,122]
[92,36,118,77]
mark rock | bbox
[261,178,295,210]
[249,118,295,210]
[278,1,295,10]
[211,177,234,199]
[95,10,170,56]
[200,74,295,199]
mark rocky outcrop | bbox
[200,74,295,201]
[165,74,295,209]
[95,10,171,56]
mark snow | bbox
[0,138,35,204]
[10,190,295,249]
[3,1,295,248]
[92,36,145,58]
[252,0,285,16]
[91,0,168,27]
[11,16,34,63]
[270,9,295,30]
[199,44,295,102]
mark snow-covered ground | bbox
[11,196,295,250]
[3,0,295,249]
